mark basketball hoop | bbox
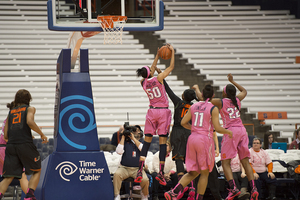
[97,16,127,45]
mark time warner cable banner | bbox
[34,49,114,200]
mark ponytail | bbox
[225,84,240,110]
[202,84,214,101]
[6,101,15,110]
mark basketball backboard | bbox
[47,0,164,31]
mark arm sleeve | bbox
[116,144,124,155]
[267,162,273,173]
[163,79,181,106]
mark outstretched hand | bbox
[227,73,233,82]
[165,43,174,52]
[192,84,199,91]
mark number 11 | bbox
[193,112,204,127]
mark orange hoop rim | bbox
[97,15,127,28]
[97,15,127,22]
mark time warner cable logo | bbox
[55,160,105,181]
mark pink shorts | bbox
[185,133,215,173]
[144,108,172,136]
[221,126,250,161]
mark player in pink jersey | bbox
[164,84,232,200]
[209,74,259,200]
[134,44,175,186]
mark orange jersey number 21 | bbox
[12,112,22,124]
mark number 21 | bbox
[13,112,21,124]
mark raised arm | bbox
[157,44,175,83]
[163,79,181,106]
[227,73,247,101]
[192,84,203,101]
[149,48,160,78]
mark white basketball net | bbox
[98,16,127,45]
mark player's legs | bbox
[19,172,29,194]
[155,135,168,186]
[222,159,233,181]
[171,128,189,181]
[164,171,199,200]
[140,135,153,162]
[17,143,41,199]
[240,157,254,181]
[240,157,258,200]
[0,177,14,195]
[25,173,42,199]
[196,169,209,200]
[1,144,23,197]
[135,109,155,183]
[155,109,171,186]
[135,134,152,183]
[28,170,41,190]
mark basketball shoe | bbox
[24,197,37,200]
[250,187,259,200]
[164,189,178,200]
[225,187,241,200]
[155,171,167,186]
[187,187,196,200]
[134,169,143,183]
[177,186,189,199]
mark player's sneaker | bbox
[155,171,167,186]
[134,169,143,183]
[177,186,188,199]
[187,187,195,200]
[24,197,37,200]
[250,187,259,200]
[164,190,177,200]
[225,187,241,200]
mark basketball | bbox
[158,45,172,60]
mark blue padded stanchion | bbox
[33,49,114,200]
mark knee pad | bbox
[159,144,167,162]
[175,159,185,173]
[141,141,151,157]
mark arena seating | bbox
[157,0,300,141]
[0,0,189,138]
[1,0,298,142]
[1,1,300,199]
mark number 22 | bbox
[227,107,240,119]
